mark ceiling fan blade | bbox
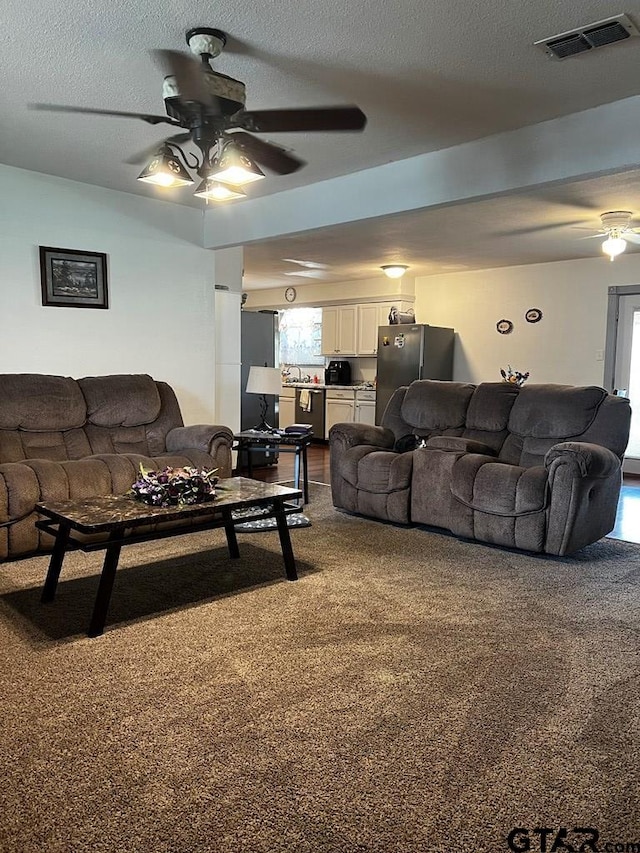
[152,49,220,112]
[29,103,179,127]
[230,131,305,175]
[238,106,367,133]
[623,231,640,244]
[124,132,192,166]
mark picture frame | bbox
[39,246,108,309]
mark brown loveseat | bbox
[330,380,631,555]
[0,373,234,561]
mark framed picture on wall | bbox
[39,246,109,309]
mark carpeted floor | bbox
[0,484,639,853]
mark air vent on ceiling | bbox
[534,13,639,60]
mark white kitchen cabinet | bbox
[355,389,377,426]
[325,388,355,438]
[356,304,380,355]
[278,386,296,428]
[357,302,416,355]
[321,306,357,356]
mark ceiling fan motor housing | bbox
[162,70,246,120]
[601,210,633,232]
[162,27,246,120]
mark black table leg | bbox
[88,529,123,638]
[274,501,298,581]
[41,522,71,602]
[293,448,302,507]
[302,442,309,505]
[222,508,240,558]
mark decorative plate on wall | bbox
[525,308,543,323]
[496,319,514,335]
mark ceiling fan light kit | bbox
[208,142,265,185]
[598,211,637,261]
[602,235,627,261]
[137,145,194,187]
[193,178,246,201]
[31,25,367,205]
[381,264,409,279]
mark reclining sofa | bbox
[0,373,234,561]
[330,380,631,555]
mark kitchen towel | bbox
[299,389,312,412]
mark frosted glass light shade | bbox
[381,264,409,279]
[602,235,627,261]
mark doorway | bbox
[606,286,640,474]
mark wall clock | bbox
[496,319,514,335]
[285,287,297,303]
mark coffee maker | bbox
[325,360,352,385]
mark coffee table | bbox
[36,477,302,637]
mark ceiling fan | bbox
[576,210,640,260]
[30,27,367,201]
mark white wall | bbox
[213,247,243,433]
[0,163,221,425]
[204,94,640,250]
[245,277,415,310]
[415,254,640,386]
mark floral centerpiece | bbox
[129,464,218,507]
[500,365,530,387]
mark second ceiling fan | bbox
[31,27,368,201]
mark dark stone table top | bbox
[36,477,302,533]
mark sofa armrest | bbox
[166,424,234,456]
[544,441,620,478]
[425,436,497,455]
[329,422,395,451]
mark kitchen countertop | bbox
[281,382,375,391]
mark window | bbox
[278,307,323,366]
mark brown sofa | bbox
[0,373,234,561]
[330,380,631,555]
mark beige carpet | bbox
[0,484,639,853]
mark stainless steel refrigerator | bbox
[375,324,454,423]
[241,310,279,464]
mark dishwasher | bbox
[294,387,326,440]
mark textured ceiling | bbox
[5,0,640,283]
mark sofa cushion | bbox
[79,374,161,428]
[400,380,475,430]
[465,382,520,431]
[0,374,86,431]
[341,446,413,494]
[508,384,607,439]
[451,455,549,516]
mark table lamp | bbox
[246,365,282,431]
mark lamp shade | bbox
[209,142,265,186]
[137,148,193,188]
[193,178,246,201]
[246,366,282,396]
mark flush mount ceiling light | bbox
[30,26,367,204]
[381,264,409,279]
